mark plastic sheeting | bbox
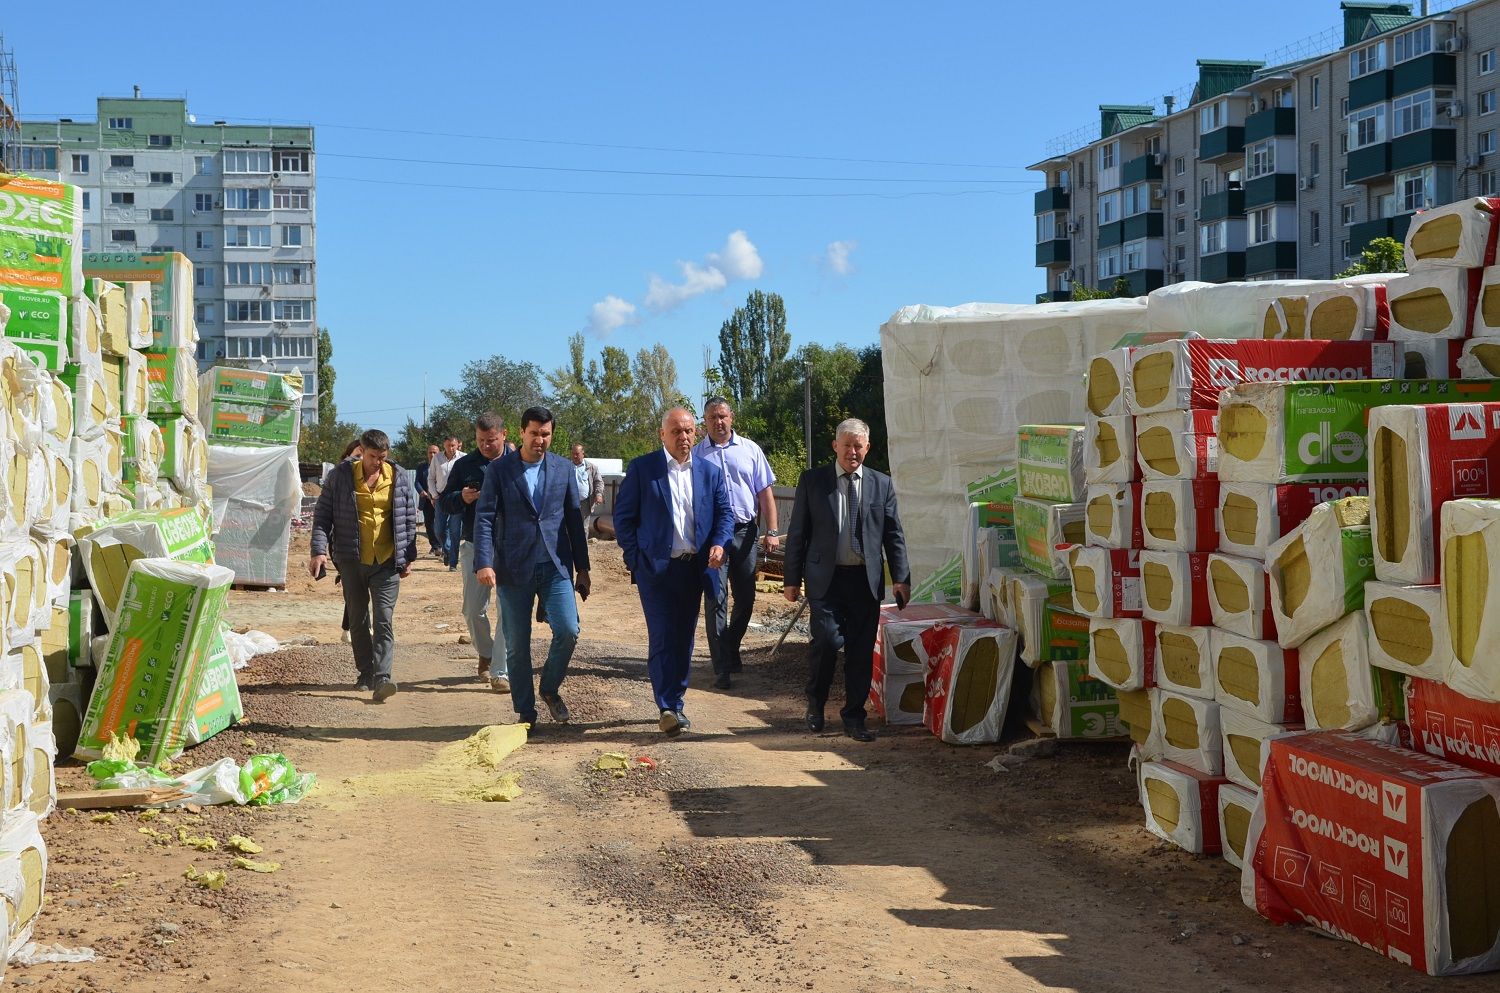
[207,444,301,587]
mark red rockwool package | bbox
[1139,550,1214,627]
[1140,759,1229,854]
[1127,339,1398,414]
[1244,730,1500,975]
[1141,478,1220,553]
[1369,402,1500,586]
[1135,409,1219,480]
[1405,677,1500,778]
[1066,545,1142,619]
[919,621,1012,745]
[871,603,979,722]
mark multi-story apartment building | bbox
[16,95,318,419]
[1029,0,1500,301]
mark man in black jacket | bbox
[439,412,510,688]
[415,443,440,555]
[782,418,910,742]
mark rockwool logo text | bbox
[1287,755,1381,804]
[1288,807,1384,859]
[1242,366,1367,383]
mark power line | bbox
[318,174,1027,199]
[315,150,1035,184]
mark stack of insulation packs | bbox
[198,367,303,588]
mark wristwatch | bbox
[763,529,780,537]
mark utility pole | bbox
[422,373,428,425]
[803,358,813,469]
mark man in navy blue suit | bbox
[474,405,591,729]
[614,407,734,736]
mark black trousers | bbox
[704,520,759,674]
[420,498,438,550]
[805,565,879,722]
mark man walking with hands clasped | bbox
[473,406,591,729]
[782,419,909,742]
[614,407,734,736]
[439,412,511,687]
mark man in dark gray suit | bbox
[782,418,910,742]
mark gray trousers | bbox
[459,541,503,664]
[337,558,399,684]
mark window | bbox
[109,154,134,169]
[1174,156,1186,176]
[195,230,213,250]
[226,337,266,359]
[71,154,89,173]
[1483,131,1498,155]
[1201,175,1216,198]
[223,188,271,210]
[1309,142,1320,177]
[225,262,272,285]
[1175,215,1186,234]
[1247,140,1275,179]
[81,192,90,210]
[1123,184,1151,216]
[273,336,315,359]
[1100,143,1116,170]
[147,134,173,148]
[1274,85,1293,108]
[194,303,215,324]
[1175,244,1187,263]
[1396,166,1436,212]
[1123,239,1145,272]
[1341,97,1349,118]
[1035,213,1063,243]
[194,193,215,212]
[1484,49,1497,75]
[273,263,311,284]
[149,244,175,253]
[1341,203,1356,226]
[1341,238,1351,259]
[224,225,271,247]
[226,301,271,322]
[1145,135,1161,156]
[1097,192,1119,225]
[1350,104,1388,149]
[1350,42,1386,79]
[149,208,174,221]
[1341,167,1350,187]
[18,147,57,171]
[148,171,173,185]
[107,117,132,130]
[1484,91,1498,117]
[1199,100,1225,134]
[273,187,310,210]
[274,150,310,172]
[1174,188,1186,206]
[1393,24,1433,64]
[1392,90,1454,137]
[274,301,310,321]
[1484,170,1499,196]
[1201,221,1225,254]
[195,267,214,288]
[1340,131,1349,155]
[109,192,135,206]
[1310,210,1321,246]
[110,229,136,243]
[281,224,304,247]
[195,156,214,176]
[1312,75,1321,109]
[1097,248,1121,279]
[1250,207,1273,245]
[81,230,91,250]
[223,149,272,173]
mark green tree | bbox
[316,327,337,422]
[843,345,889,472]
[1071,283,1113,301]
[546,335,687,458]
[717,290,790,405]
[299,416,365,465]
[1337,236,1407,278]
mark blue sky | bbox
[8,0,1358,435]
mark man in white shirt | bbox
[429,434,464,570]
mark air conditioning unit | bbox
[1062,268,1075,281]
[1193,209,1201,220]
[1443,33,1466,54]
[1444,100,1465,119]
[1066,220,1081,234]
[1467,154,1482,169]
[1299,176,1315,191]
[1151,153,1164,166]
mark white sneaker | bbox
[489,676,511,694]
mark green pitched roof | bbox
[1368,12,1416,34]
[1100,104,1158,138]
[1195,60,1265,103]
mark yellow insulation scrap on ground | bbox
[1440,496,1500,702]
[1266,496,1374,649]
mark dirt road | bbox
[17,538,1485,992]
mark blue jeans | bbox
[443,513,463,567]
[498,559,580,719]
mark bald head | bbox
[661,407,696,462]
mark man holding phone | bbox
[781,419,910,742]
[440,412,511,687]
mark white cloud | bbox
[643,230,763,312]
[586,295,638,336]
[823,239,857,277]
[709,230,764,280]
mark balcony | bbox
[1347,143,1392,184]
[1035,238,1071,266]
[1121,154,1164,186]
[1199,251,1247,282]
[1098,221,1124,249]
[1199,126,1245,163]
[1392,53,1456,96]
[1122,212,1164,241]
[1391,128,1457,171]
[1034,187,1070,213]
[1244,107,1295,143]
[1244,173,1298,208]
[1349,214,1414,256]
[1200,189,1246,222]
[1117,269,1165,296]
[1348,70,1393,111]
[1245,241,1297,276]
[1035,290,1072,303]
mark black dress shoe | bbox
[676,712,692,732]
[713,673,732,690]
[805,701,825,733]
[355,677,372,692]
[842,721,875,742]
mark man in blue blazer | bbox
[474,405,591,729]
[614,407,734,736]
